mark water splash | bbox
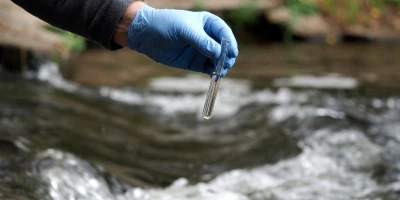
[37,127,395,200]
[37,149,117,200]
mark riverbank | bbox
[148,0,400,42]
[2,0,400,52]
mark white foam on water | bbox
[99,87,144,105]
[269,105,346,124]
[33,63,364,120]
[273,74,359,89]
[32,63,327,119]
[32,63,257,118]
[38,149,116,200]
[146,76,315,118]
[36,62,79,92]
[149,75,251,93]
[100,76,312,118]
[98,86,311,118]
[32,63,249,118]
[39,128,391,200]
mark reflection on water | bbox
[1,44,400,200]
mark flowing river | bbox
[1,44,400,200]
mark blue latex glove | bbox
[127,5,239,77]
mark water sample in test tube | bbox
[202,37,231,120]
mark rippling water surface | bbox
[1,45,400,200]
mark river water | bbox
[1,44,400,200]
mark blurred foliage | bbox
[390,0,400,6]
[369,0,400,9]
[319,0,400,24]
[283,0,400,44]
[319,0,400,19]
[287,0,319,16]
[192,1,206,11]
[45,26,86,53]
[228,1,259,29]
[346,1,360,22]
[284,0,319,46]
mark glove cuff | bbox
[127,5,154,52]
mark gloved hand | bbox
[127,5,238,77]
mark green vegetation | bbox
[324,0,334,7]
[228,1,259,29]
[368,0,400,9]
[369,0,400,9]
[285,0,319,46]
[287,0,319,16]
[192,1,206,11]
[45,26,86,53]
[370,0,387,9]
[390,0,400,6]
[347,1,360,22]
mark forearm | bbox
[11,0,133,50]
[114,1,146,47]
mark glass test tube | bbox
[202,37,231,119]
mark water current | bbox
[1,45,400,200]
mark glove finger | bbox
[182,29,221,59]
[204,14,239,58]
[224,57,236,69]
[220,68,228,77]
[204,55,234,76]
[204,63,228,77]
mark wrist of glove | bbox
[127,5,238,77]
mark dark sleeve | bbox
[11,0,132,50]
